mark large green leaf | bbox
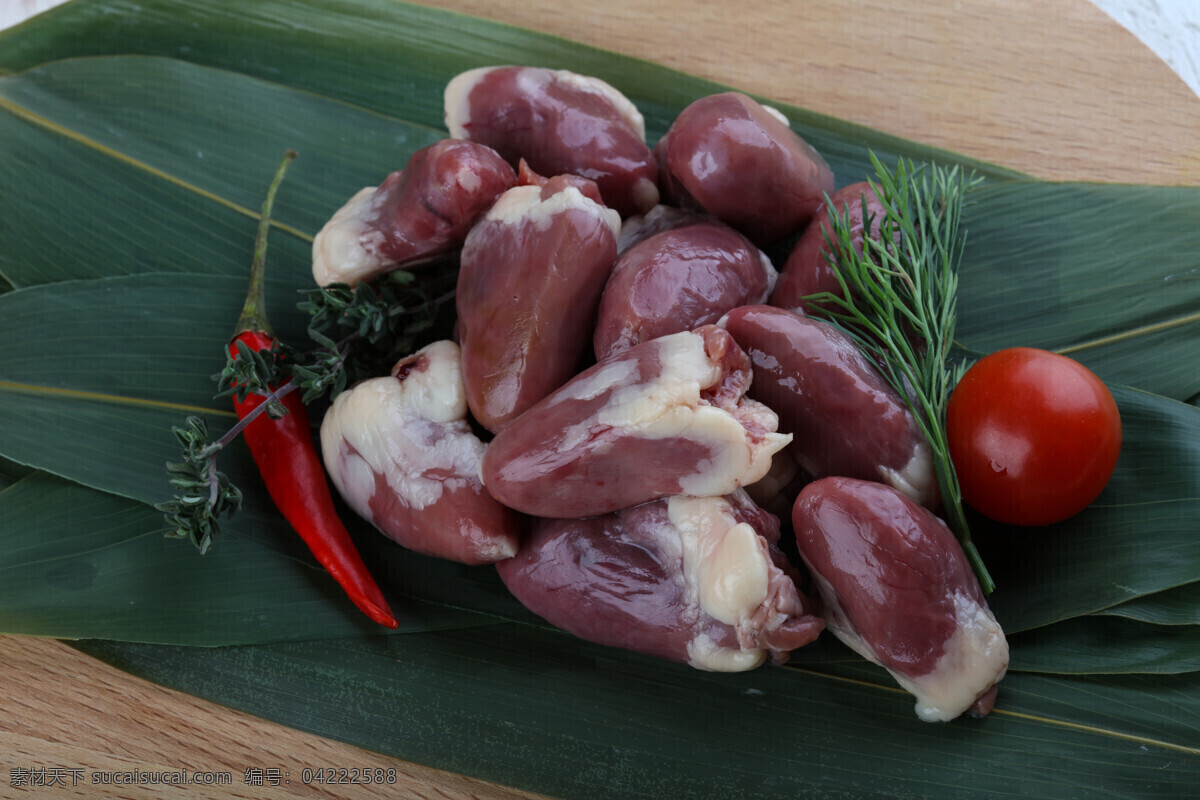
[1,0,1198,797]
[3,269,1198,654]
[0,0,1024,187]
[0,273,307,502]
[0,471,495,644]
[74,626,1200,800]
[1100,583,1200,626]
[1007,616,1200,675]
[0,55,444,290]
[958,182,1200,400]
[975,387,1200,633]
[0,103,315,289]
[0,455,33,488]
[787,639,1200,754]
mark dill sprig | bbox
[807,152,994,594]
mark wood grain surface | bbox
[428,0,1200,185]
[2,1,1197,799]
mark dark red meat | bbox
[655,92,834,244]
[456,174,621,432]
[312,139,515,286]
[319,341,522,565]
[771,181,887,315]
[792,477,1008,721]
[498,491,823,670]
[480,325,791,518]
[722,305,938,509]
[593,219,776,359]
[445,65,659,217]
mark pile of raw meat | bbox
[312,66,1007,722]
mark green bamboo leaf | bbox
[0,0,1197,795]
[0,0,1023,186]
[73,626,1200,800]
[788,637,1200,746]
[977,387,1200,633]
[0,455,33,488]
[1007,615,1200,675]
[0,273,311,503]
[0,471,496,644]
[958,181,1200,400]
[0,55,443,261]
[1098,582,1200,626]
[0,105,314,289]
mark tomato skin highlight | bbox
[946,347,1122,527]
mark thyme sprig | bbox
[213,337,293,418]
[162,269,452,550]
[806,152,994,594]
[160,415,243,554]
[294,267,454,399]
[159,146,450,550]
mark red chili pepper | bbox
[229,151,398,629]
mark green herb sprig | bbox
[159,149,452,550]
[159,415,243,554]
[294,267,454,401]
[160,272,449,551]
[212,337,292,417]
[806,152,994,593]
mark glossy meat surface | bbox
[312,139,515,287]
[497,491,823,671]
[722,305,937,508]
[445,65,659,217]
[456,175,621,432]
[480,325,792,518]
[319,341,521,565]
[771,181,886,315]
[792,477,1008,721]
[593,219,776,359]
[655,92,834,244]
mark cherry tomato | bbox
[946,347,1121,527]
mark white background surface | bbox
[1090,0,1199,98]
[0,0,1197,99]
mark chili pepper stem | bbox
[235,149,297,336]
[223,148,399,630]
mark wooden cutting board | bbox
[2,1,1197,799]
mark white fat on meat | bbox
[484,183,621,239]
[687,632,764,673]
[552,69,647,140]
[311,186,388,287]
[669,494,773,672]
[444,66,646,143]
[880,437,938,509]
[556,330,791,495]
[895,592,1009,722]
[813,571,1009,722]
[319,340,486,517]
[443,67,486,140]
[758,250,779,299]
[760,103,791,127]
